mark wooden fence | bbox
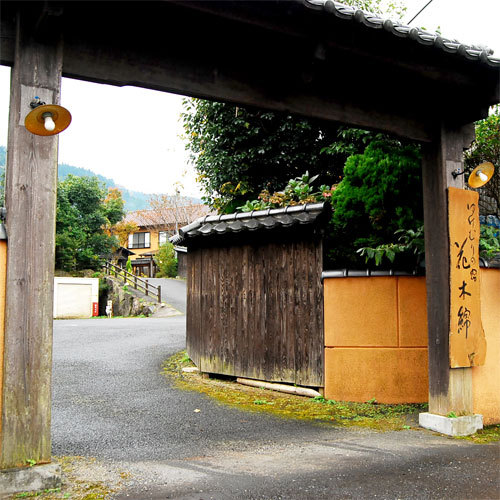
[103,261,162,303]
[187,233,324,388]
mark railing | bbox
[103,261,162,303]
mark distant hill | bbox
[58,163,151,210]
[0,145,199,211]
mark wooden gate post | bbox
[0,9,63,469]
[421,123,476,419]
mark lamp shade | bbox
[24,104,72,136]
[468,162,495,189]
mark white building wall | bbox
[53,277,99,319]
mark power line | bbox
[407,0,435,25]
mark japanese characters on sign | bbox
[448,187,486,367]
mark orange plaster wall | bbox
[325,348,428,403]
[324,277,398,347]
[398,277,428,347]
[472,268,500,425]
[324,276,428,403]
[324,272,500,417]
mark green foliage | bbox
[103,187,125,226]
[182,99,346,213]
[328,140,423,268]
[126,257,133,273]
[479,224,500,260]
[345,0,407,19]
[237,172,334,212]
[180,0,407,216]
[56,175,125,272]
[358,225,425,268]
[180,352,192,364]
[464,106,500,215]
[253,399,274,405]
[155,242,178,278]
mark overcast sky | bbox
[0,0,499,199]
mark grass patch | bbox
[162,350,427,432]
[454,424,500,444]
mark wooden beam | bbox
[0,10,62,468]
[1,2,496,139]
[59,42,435,142]
[421,123,475,416]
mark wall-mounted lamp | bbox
[24,97,71,136]
[468,162,494,189]
[451,161,495,189]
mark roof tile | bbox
[305,0,499,67]
[171,202,329,245]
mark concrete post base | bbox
[419,412,483,436]
[0,463,61,496]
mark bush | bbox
[327,140,423,268]
[155,243,178,278]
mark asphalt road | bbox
[146,278,187,313]
[52,316,500,499]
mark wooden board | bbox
[3,2,497,143]
[448,187,486,367]
[186,231,324,387]
[1,11,62,468]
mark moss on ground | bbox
[162,350,427,432]
[163,351,500,442]
[9,456,124,500]
[454,424,500,444]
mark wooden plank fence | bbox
[187,233,324,388]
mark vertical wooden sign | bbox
[448,187,486,367]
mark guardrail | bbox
[103,261,161,303]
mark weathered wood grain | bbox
[2,2,496,142]
[186,231,324,387]
[1,11,62,468]
[421,123,475,416]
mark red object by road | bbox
[92,302,99,317]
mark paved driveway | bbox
[52,317,500,499]
[146,278,186,313]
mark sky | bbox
[0,0,499,200]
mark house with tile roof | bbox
[121,204,212,276]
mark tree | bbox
[182,99,345,213]
[154,242,177,278]
[141,192,207,233]
[327,140,423,268]
[182,0,406,214]
[104,187,126,225]
[464,106,500,216]
[109,220,139,248]
[56,175,125,271]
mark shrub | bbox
[155,242,178,278]
[326,140,423,268]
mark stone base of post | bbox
[0,463,61,496]
[419,412,483,436]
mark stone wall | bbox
[101,276,158,317]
